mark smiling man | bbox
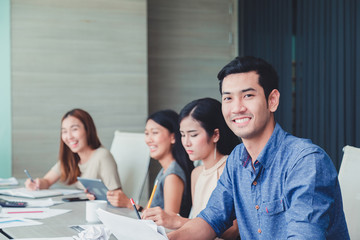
[168,56,349,240]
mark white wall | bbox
[11,0,147,177]
[10,0,238,180]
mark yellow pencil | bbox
[146,180,158,209]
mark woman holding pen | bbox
[142,98,240,239]
[24,108,132,208]
[144,109,194,217]
[93,109,193,213]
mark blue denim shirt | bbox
[199,123,349,240]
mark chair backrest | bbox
[338,145,360,239]
[109,131,150,203]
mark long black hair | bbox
[179,98,240,155]
[147,110,194,217]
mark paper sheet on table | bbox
[0,207,71,219]
[0,188,63,198]
[0,217,42,228]
[0,188,84,199]
[0,177,19,186]
[59,189,84,195]
[97,208,168,240]
[26,198,62,207]
[356,193,360,200]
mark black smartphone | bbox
[62,197,89,202]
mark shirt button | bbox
[255,205,260,210]
[258,228,262,233]
[253,181,257,185]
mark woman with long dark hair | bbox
[144,109,194,217]
[25,108,130,207]
[142,98,240,239]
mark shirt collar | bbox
[240,149,251,168]
[255,123,286,168]
[239,123,286,168]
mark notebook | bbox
[0,188,63,199]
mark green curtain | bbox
[295,0,360,170]
[240,0,360,170]
[241,0,293,133]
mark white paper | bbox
[0,177,19,186]
[356,193,360,200]
[26,198,62,207]
[59,189,84,195]
[0,188,84,199]
[0,217,42,228]
[97,208,168,240]
[0,188,63,198]
[0,207,71,219]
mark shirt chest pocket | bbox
[261,198,285,216]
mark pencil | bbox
[130,198,141,219]
[146,179,158,209]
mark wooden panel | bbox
[11,0,147,177]
[148,0,238,113]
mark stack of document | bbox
[0,177,19,186]
[0,188,63,198]
[97,208,168,240]
[0,188,83,199]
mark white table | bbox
[0,192,138,239]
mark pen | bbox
[130,198,141,219]
[7,211,44,214]
[24,169,34,183]
[146,179,158,209]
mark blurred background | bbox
[1,0,359,182]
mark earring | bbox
[214,143,217,161]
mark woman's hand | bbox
[24,170,58,190]
[24,178,40,190]
[142,206,187,229]
[106,189,132,208]
[84,189,96,200]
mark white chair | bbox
[109,131,150,203]
[338,145,360,239]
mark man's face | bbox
[221,71,278,142]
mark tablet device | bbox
[77,177,108,201]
